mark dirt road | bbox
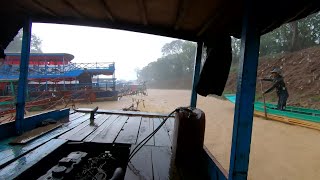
[58,89,320,180]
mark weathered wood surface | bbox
[75,108,174,117]
[152,146,172,180]
[59,114,101,140]
[0,111,176,180]
[136,117,154,146]
[115,116,142,144]
[68,114,110,141]
[0,114,89,167]
[0,139,66,179]
[10,123,63,144]
[154,118,171,147]
[91,116,128,143]
[124,145,172,180]
[125,145,153,180]
[68,112,85,120]
[83,115,119,142]
[203,146,228,179]
[164,117,175,143]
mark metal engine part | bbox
[38,151,87,180]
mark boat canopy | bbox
[0,0,318,96]
[0,1,318,46]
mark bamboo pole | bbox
[259,80,268,119]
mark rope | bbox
[43,97,65,111]
[128,109,177,161]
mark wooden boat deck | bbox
[0,110,175,179]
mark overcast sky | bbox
[31,23,176,80]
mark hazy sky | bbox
[31,23,176,80]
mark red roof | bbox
[4,53,74,65]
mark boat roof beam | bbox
[228,1,261,179]
[190,42,203,107]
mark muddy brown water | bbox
[14,89,320,179]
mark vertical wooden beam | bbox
[32,0,58,17]
[101,0,114,21]
[137,0,148,25]
[15,18,32,135]
[174,0,189,30]
[190,42,203,107]
[112,62,116,92]
[228,1,260,179]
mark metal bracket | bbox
[89,107,99,125]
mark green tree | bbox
[161,40,185,56]
[5,30,43,53]
[138,40,196,85]
[259,12,320,56]
[231,37,241,63]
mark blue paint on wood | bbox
[0,122,16,142]
[228,1,260,179]
[0,109,70,140]
[0,139,66,179]
[15,18,32,135]
[203,148,228,180]
[22,108,70,132]
[0,113,87,168]
[190,42,203,107]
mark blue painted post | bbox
[15,19,32,134]
[190,42,203,107]
[112,63,116,91]
[228,1,260,180]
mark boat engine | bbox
[38,151,124,180]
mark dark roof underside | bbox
[0,0,319,47]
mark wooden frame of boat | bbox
[0,0,318,179]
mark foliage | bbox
[259,12,320,56]
[5,30,43,53]
[231,12,320,58]
[137,40,196,84]
[139,13,320,89]
[231,37,241,63]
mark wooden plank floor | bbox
[154,118,171,147]
[60,113,174,147]
[91,115,128,143]
[115,116,142,144]
[136,117,155,146]
[125,145,172,180]
[0,113,88,167]
[56,112,175,180]
[0,139,67,179]
[0,111,175,180]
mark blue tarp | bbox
[0,68,114,80]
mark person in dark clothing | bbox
[78,68,92,89]
[261,68,289,110]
